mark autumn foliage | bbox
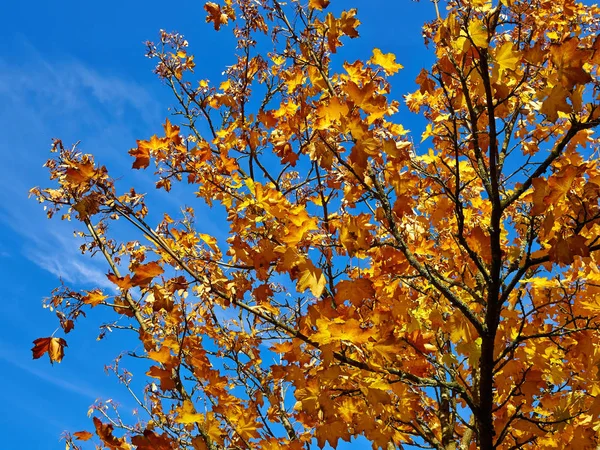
[30,0,600,449]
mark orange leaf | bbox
[339,9,360,38]
[494,42,521,77]
[130,135,167,169]
[205,2,229,30]
[73,431,93,441]
[468,19,488,48]
[107,273,134,290]
[540,85,572,122]
[82,289,108,307]
[148,346,175,365]
[131,261,164,287]
[544,165,578,206]
[163,118,181,145]
[335,278,375,306]
[309,0,330,10]
[64,161,96,184]
[73,195,101,218]
[129,145,150,169]
[31,337,67,364]
[550,38,593,88]
[147,366,176,391]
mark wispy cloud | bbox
[0,39,162,288]
[0,345,103,400]
[0,40,160,126]
[25,232,115,290]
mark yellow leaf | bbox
[295,260,326,297]
[369,48,403,75]
[175,400,204,424]
[421,124,434,143]
[312,318,375,345]
[199,233,219,251]
[468,19,488,48]
[314,97,349,130]
[495,42,521,77]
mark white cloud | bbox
[0,345,103,400]
[0,40,160,126]
[0,40,163,289]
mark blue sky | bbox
[0,1,435,448]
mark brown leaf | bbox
[73,431,93,441]
[64,161,96,184]
[93,417,128,449]
[32,337,67,364]
[131,429,174,450]
[73,195,101,219]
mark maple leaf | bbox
[468,19,488,48]
[107,273,134,290]
[129,135,167,169]
[309,0,330,10]
[312,318,375,345]
[230,411,262,441]
[64,161,96,184]
[531,177,548,216]
[369,48,403,75]
[31,337,67,364]
[544,165,578,205]
[93,417,129,450]
[148,346,176,365]
[540,84,572,122]
[82,289,108,307]
[205,2,229,31]
[550,38,593,88]
[335,278,375,306]
[494,42,521,77]
[549,235,589,265]
[163,118,182,145]
[294,260,326,297]
[175,400,204,424]
[131,261,164,287]
[73,194,101,219]
[131,429,174,450]
[73,431,93,441]
[147,366,176,391]
[314,97,349,130]
[339,213,374,255]
[339,9,360,38]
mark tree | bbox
[30,0,600,448]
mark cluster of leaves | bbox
[30,0,600,449]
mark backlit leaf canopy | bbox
[30,0,600,449]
